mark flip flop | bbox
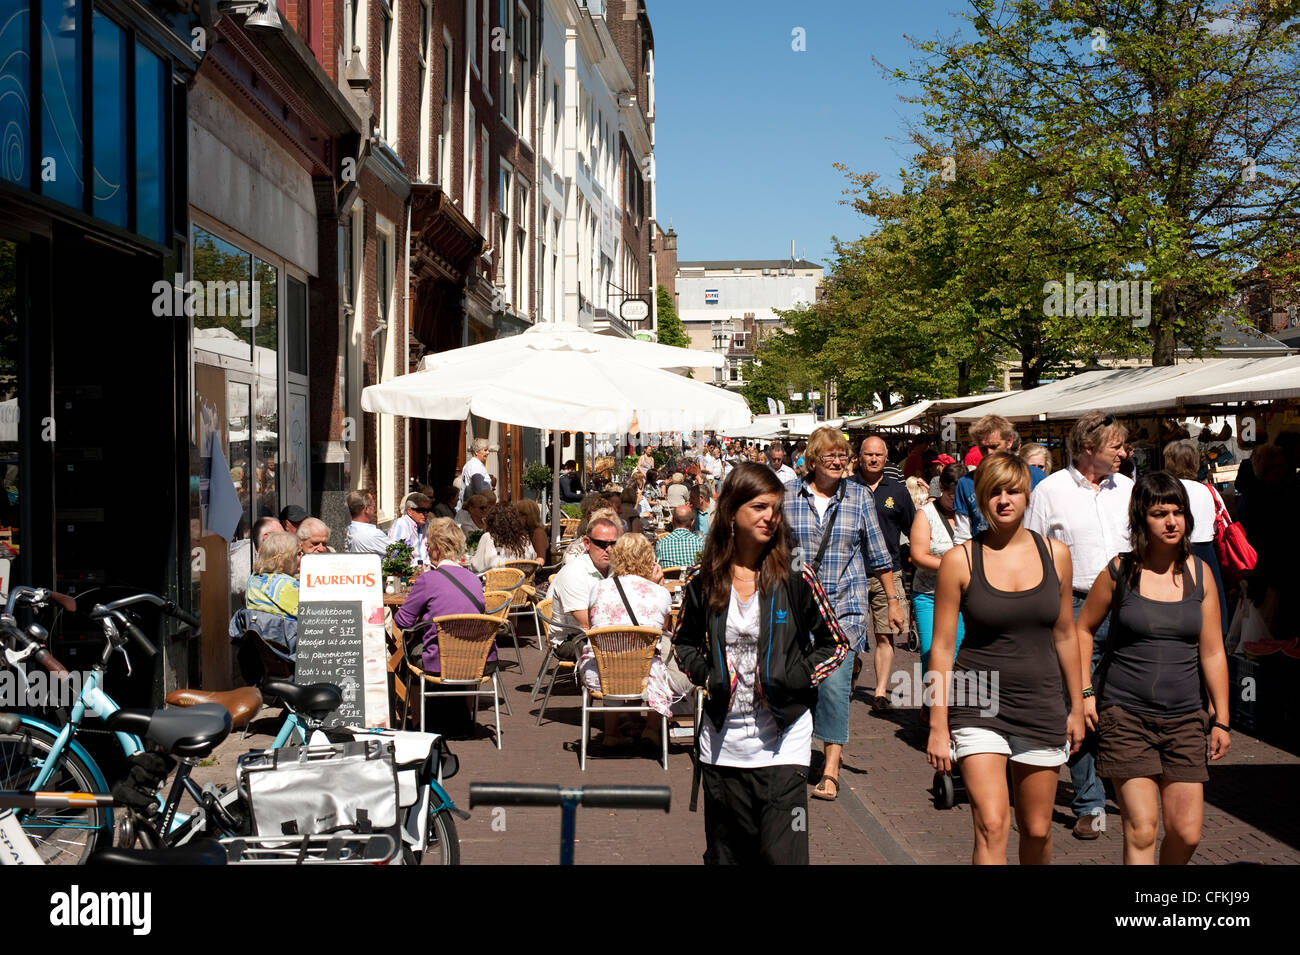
[811,774,839,800]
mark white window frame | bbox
[516,3,530,144]
[514,174,528,315]
[439,29,454,187]
[498,0,514,130]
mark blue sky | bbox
[652,0,971,269]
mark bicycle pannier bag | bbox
[238,739,399,837]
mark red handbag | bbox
[1204,482,1257,582]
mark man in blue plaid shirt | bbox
[785,427,902,802]
[655,505,704,568]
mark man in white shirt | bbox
[1023,410,1133,841]
[547,517,619,661]
[702,443,725,489]
[768,441,797,486]
[387,492,431,565]
[458,438,497,508]
[345,489,390,555]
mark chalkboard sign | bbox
[294,600,365,727]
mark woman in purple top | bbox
[393,518,495,672]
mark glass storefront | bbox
[0,240,19,575]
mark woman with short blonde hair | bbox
[247,532,301,619]
[609,533,657,579]
[424,517,467,564]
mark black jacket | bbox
[559,471,584,503]
[673,565,849,733]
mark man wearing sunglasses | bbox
[387,491,432,566]
[548,517,620,661]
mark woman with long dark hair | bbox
[470,502,537,572]
[1075,471,1231,865]
[674,462,849,864]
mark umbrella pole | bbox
[551,430,562,556]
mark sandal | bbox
[811,774,839,801]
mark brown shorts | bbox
[867,576,907,644]
[1095,704,1210,783]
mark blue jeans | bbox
[1068,593,1108,816]
[812,649,854,745]
[913,592,965,673]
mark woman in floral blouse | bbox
[580,533,685,748]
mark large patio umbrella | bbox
[360,322,741,547]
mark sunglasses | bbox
[587,537,618,550]
[412,507,431,514]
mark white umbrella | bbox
[361,323,745,546]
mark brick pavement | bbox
[192,635,1300,865]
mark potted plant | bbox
[382,540,415,584]
[523,461,554,503]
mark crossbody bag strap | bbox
[435,566,485,613]
[935,505,957,547]
[612,575,640,627]
[810,489,843,576]
[1095,554,1132,699]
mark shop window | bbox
[286,276,307,376]
[91,11,127,227]
[192,226,254,362]
[134,43,166,244]
[0,240,20,566]
[41,0,83,209]
[0,2,30,187]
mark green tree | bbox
[655,285,690,349]
[899,0,1300,365]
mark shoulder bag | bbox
[1203,481,1257,583]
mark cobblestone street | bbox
[194,637,1300,865]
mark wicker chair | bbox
[532,598,583,725]
[500,560,543,644]
[483,590,512,620]
[660,566,686,580]
[404,614,512,748]
[580,626,667,771]
[477,567,527,669]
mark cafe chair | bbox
[660,566,686,580]
[405,614,511,749]
[532,598,582,725]
[580,626,667,771]
[479,567,527,669]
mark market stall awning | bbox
[949,358,1300,422]
[844,392,1016,428]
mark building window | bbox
[465,105,476,218]
[515,178,528,313]
[440,31,454,186]
[134,43,166,244]
[479,128,490,237]
[499,0,513,128]
[418,0,431,179]
[379,0,394,142]
[92,11,127,227]
[466,0,477,75]
[516,4,530,137]
[498,162,512,307]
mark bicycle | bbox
[0,586,202,863]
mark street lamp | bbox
[203,0,286,31]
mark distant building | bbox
[672,257,825,389]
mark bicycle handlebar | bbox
[468,783,671,812]
[0,616,73,680]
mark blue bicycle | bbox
[0,586,464,865]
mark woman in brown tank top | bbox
[926,454,1087,864]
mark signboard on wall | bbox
[295,554,388,728]
[704,289,719,305]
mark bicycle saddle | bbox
[165,686,263,730]
[261,680,342,717]
[105,704,232,757]
[89,838,228,866]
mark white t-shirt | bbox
[548,552,604,645]
[912,501,957,595]
[458,457,491,507]
[1180,479,1216,545]
[697,588,813,768]
[810,491,833,521]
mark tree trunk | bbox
[957,360,970,397]
[1152,290,1177,366]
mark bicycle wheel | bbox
[419,809,460,865]
[0,723,109,864]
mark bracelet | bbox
[887,596,900,602]
[1081,687,1094,699]
[1213,721,1230,733]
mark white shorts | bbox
[950,726,1069,767]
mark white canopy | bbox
[950,357,1300,422]
[843,392,1017,428]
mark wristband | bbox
[1081,687,1094,699]
[1213,721,1230,733]
[887,596,900,602]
